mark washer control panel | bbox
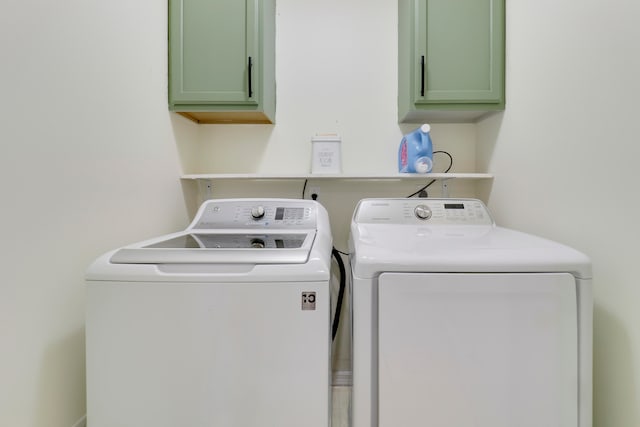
[354,198,494,225]
[192,199,317,229]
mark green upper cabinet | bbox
[169,0,275,124]
[398,0,505,123]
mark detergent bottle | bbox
[398,124,433,173]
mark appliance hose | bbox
[331,247,346,341]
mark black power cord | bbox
[301,183,346,341]
[331,247,346,341]
[407,150,453,198]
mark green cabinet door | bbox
[399,0,505,123]
[169,0,275,124]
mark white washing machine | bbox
[349,198,592,427]
[86,199,333,427]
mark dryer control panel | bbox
[354,198,494,226]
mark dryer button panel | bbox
[416,200,490,224]
[356,199,494,226]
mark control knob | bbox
[250,238,265,248]
[414,205,432,220]
[250,206,265,219]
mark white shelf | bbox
[181,173,493,181]
[181,173,493,205]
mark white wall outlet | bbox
[308,186,320,200]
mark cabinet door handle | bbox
[420,55,425,97]
[248,56,253,98]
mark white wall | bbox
[477,0,640,425]
[0,1,188,426]
[190,0,477,177]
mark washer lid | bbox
[110,230,315,264]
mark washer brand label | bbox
[301,292,316,310]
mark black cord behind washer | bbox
[331,247,346,341]
[302,189,346,341]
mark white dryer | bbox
[86,199,333,427]
[349,198,592,427]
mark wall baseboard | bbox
[71,415,86,427]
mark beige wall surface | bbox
[0,1,188,426]
[477,0,640,426]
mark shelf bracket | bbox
[197,179,214,203]
[441,178,451,198]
